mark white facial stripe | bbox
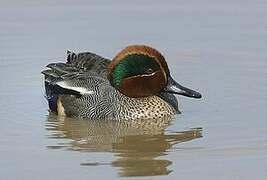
[140,72,156,77]
[57,81,94,95]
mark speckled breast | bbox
[115,95,177,121]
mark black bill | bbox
[163,76,202,99]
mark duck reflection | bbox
[46,113,202,177]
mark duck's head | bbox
[108,45,201,99]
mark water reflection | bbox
[46,113,202,177]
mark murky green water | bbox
[1,1,267,179]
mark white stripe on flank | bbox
[57,81,94,95]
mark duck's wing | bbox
[43,63,89,96]
[66,51,111,78]
[42,50,112,111]
[42,61,110,113]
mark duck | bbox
[42,45,201,120]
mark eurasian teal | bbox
[42,45,201,120]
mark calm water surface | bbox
[1,0,267,179]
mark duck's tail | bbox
[66,50,77,64]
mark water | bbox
[1,0,267,179]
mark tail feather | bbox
[67,50,77,64]
[46,63,78,75]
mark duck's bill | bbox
[163,76,202,99]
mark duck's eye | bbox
[146,68,153,74]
